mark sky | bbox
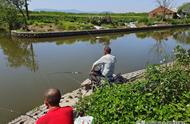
[29,0,190,13]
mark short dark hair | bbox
[104,46,111,54]
[44,88,61,106]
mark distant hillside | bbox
[33,9,113,13]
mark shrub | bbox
[76,46,190,123]
[79,23,94,30]
[57,21,80,30]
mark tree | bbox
[155,0,174,20]
[178,2,190,17]
[0,0,19,30]
[6,0,27,25]
[24,0,30,20]
[0,0,31,31]
[6,0,31,28]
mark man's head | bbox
[104,46,111,55]
[44,88,61,108]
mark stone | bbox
[81,79,91,87]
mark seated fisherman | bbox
[90,46,116,84]
[36,88,73,124]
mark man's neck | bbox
[48,105,60,110]
[104,53,110,55]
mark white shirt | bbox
[92,54,116,77]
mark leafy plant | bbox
[76,46,190,123]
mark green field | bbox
[25,11,153,32]
[1,11,190,32]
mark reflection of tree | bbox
[173,30,190,44]
[2,33,125,71]
[136,29,190,63]
[136,29,177,62]
[136,29,176,41]
[0,37,38,72]
[148,40,169,63]
[136,28,190,44]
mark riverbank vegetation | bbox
[26,12,153,32]
[76,46,190,123]
[0,1,190,32]
[0,8,190,32]
[21,11,190,32]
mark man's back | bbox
[102,54,116,77]
[93,54,116,77]
[36,106,73,124]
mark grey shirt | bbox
[92,54,116,77]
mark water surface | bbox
[0,28,190,123]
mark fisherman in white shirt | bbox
[90,46,116,84]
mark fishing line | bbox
[84,30,97,40]
[48,72,87,85]
[64,73,85,85]
[2,72,52,121]
[35,70,52,87]
[48,71,83,75]
[0,107,38,120]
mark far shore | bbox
[11,24,190,38]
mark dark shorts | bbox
[89,70,115,85]
[89,70,103,84]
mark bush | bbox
[58,21,79,30]
[78,23,94,30]
[166,19,190,25]
[76,46,190,123]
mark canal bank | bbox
[11,24,190,38]
[9,69,145,124]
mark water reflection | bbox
[0,33,125,72]
[173,30,190,44]
[0,28,190,72]
[12,33,125,45]
[136,28,190,42]
[0,37,38,72]
[136,29,190,62]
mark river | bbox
[0,28,190,123]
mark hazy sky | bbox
[29,0,189,13]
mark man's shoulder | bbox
[36,114,48,124]
[111,55,116,58]
[61,106,73,111]
[36,106,73,124]
[104,54,115,58]
[108,54,116,59]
